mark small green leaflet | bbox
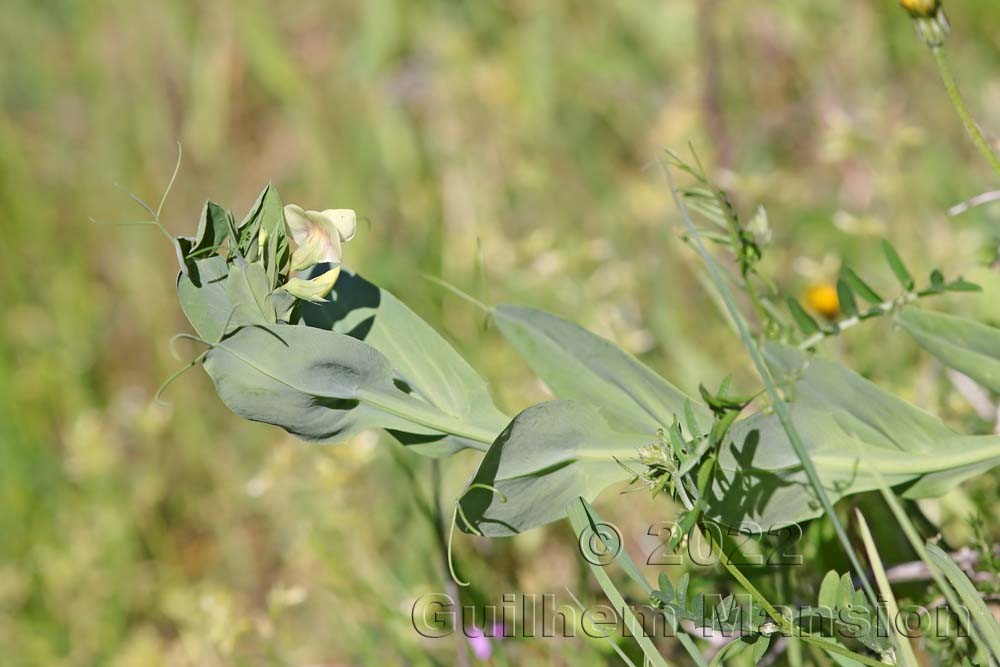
[881,240,914,291]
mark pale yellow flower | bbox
[283,205,357,272]
[280,204,357,302]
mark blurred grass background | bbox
[2,1,1000,665]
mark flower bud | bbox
[805,283,840,319]
[899,0,939,18]
[899,0,949,47]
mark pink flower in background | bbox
[466,622,505,661]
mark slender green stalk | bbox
[856,443,998,661]
[567,500,674,667]
[660,159,893,649]
[932,47,1000,180]
[855,509,920,667]
[699,527,886,667]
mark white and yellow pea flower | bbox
[281,204,358,302]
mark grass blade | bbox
[660,155,893,655]
[854,509,920,667]
[925,543,1000,660]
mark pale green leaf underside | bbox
[493,304,711,434]
[711,344,1000,525]
[179,262,506,455]
[459,400,650,536]
[896,307,1000,393]
[302,269,509,455]
[204,324,501,447]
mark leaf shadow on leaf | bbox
[458,420,520,535]
[710,428,804,526]
[299,266,381,341]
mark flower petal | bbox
[283,204,311,246]
[314,209,357,242]
[281,266,342,303]
[284,205,344,271]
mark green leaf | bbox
[237,185,289,287]
[173,201,234,281]
[925,543,1000,660]
[881,240,914,291]
[566,499,674,667]
[896,308,1000,393]
[752,634,771,664]
[707,343,1000,526]
[786,297,820,335]
[492,304,710,434]
[302,269,509,455]
[818,570,840,610]
[225,261,278,325]
[177,255,233,342]
[459,401,649,536]
[836,279,857,318]
[930,269,945,290]
[203,324,500,451]
[946,278,982,292]
[842,268,882,304]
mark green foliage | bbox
[492,304,711,434]
[177,189,508,457]
[925,543,1000,660]
[896,308,1000,393]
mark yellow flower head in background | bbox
[899,0,940,18]
[281,204,358,302]
[805,283,840,319]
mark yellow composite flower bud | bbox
[899,0,939,18]
[805,283,840,319]
[898,0,949,47]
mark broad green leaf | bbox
[881,240,914,291]
[492,304,710,434]
[458,401,649,536]
[708,344,1000,525]
[203,324,500,448]
[177,255,232,342]
[896,308,1000,393]
[301,269,509,455]
[818,570,840,610]
[225,261,277,324]
[177,256,294,344]
[173,201,234,281]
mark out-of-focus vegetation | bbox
[2,1,1000,665]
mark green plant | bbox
[127,4,1000,666]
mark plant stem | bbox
[932,47,1000,181]
[700,527,886,667]
[855,510,920,667]
[662,160,893,652]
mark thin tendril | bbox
[168,333,210,360]
[446,483,509,587]
[155,350,209,405]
